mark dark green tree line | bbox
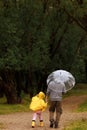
[0,0,87,103]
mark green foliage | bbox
[71,58,86,82]
[0,0,87,82]
[0,7,23,70]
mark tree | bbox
[0,0,87,103]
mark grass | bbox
[63,119,87,130]
[77,100,87,112]
[0,95,30,115]
[0,104,30,115]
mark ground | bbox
[0,95,87,130]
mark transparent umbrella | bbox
[47,70,75,92]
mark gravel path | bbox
[0,95,87,130]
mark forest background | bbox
[0,0,87,104]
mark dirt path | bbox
[0,95,87,130]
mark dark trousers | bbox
[49,101,62,124]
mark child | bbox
[29,91,47,128]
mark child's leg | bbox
[32,112,37,121]
[37,111,43,121]
[32,112,37,128]
[37,111,44,127]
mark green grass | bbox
[77,100,87,112]
[0,104,30,114]
[0,95,30,115]
[63,119,87,130]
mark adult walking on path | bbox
[46,70,75,128]
[46,81,66,128]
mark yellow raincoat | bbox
[29,92,47,112]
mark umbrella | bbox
[47,70,75,92]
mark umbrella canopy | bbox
[47,70,75,92]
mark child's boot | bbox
[40,120,44,127]
[32,120,35,128]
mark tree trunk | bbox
[4,82,17,104]
[0,69,17,104]
[0,77,4,98]
[84,59,87,83]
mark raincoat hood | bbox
[38,92,45,99]
[29,92,47,111]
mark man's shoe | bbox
[54,121,58,128]
[50,119,54,128]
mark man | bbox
[46,80,66,128]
